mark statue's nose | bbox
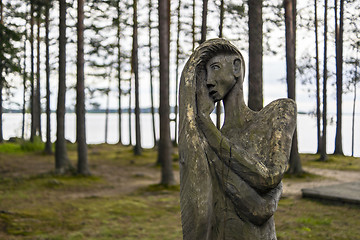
[207,76,216,89]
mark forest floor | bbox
[0,142,360,240]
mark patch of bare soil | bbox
[0,152,180,200]
[282,167,360,198]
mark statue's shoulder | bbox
[263,98,297,119]
[259,98,297,133]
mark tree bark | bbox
[22,26,27,140]
[320,0,328,161]
[192,0,195,50]
[132,0,142,155]
[36,9,42,139]
[116,0,122,145]
[351,78,356,157]
[149,0,157,147]
[128,76,132,146]
[200,0,208,44]
[30,2,36,142]
[216,0,224,129]
[314,0,322,154]
[284,0,303,174]
[174,0,181,145]
[334,0,344,155]
[351,44,358,157]
[248,0,263,111]
[0,0,3,143]
[158,0,175,185]
[44,2,52,154]
[76,0,90,175]
[56,0,71,174]
[105,73,111,144]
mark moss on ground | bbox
[301,154,360,171]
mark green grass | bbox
[276,197,360,240]
[0,183,182,239]
[0,139,46,154]
[1,144,360,239]
[301,154,360,171]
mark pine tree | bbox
[158,0,175,185]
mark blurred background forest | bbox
[1,0,360,239]
[0,0,360,183]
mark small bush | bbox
[20,137,44,152]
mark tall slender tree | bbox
[192,0,195,50]
[200,0,208,44]
[248,0,263,111]
[334,0,344,155]
[320,0,328,161]
[116,0,122,145]
[216,0,225,129]
[55,0,71,174]
[44,0,52,154]
[132,0,142,155]
[314,0,322,154]
[76,0,90,175]
[0,1,22,142]
[22,27,27,140]
[35,5,42,139]
[128,75,132,146]
[174,0,181,144]
[351,43,358,157]
[0,0,4,143]
[158,0,175,185]
[149,0,157,146]
[284,0,303,174]
[30,1,36,141]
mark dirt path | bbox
[2,151,359,200]
[282,167,360,197]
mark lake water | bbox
[3,112,359,157]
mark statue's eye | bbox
[211,64,220,70]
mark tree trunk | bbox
[248,0,263,111]
[132,0,142,155]
[0,0,3,143]
[30,2,36,142]
[320,0,328,161]
[314,0,322,154]
[44,2,52,154]
[76,0,90,175]
[36,10,42,139]
[128,77,132,146]
[284,0,303,174]
[334,0,344,155]
[351,78,356,157]
[200,0,208,44]
[192,0,195,50]
[22,27,27,140]
[56,0,71,174]
[116,0,122,145]
[174,0,181,145]
[216,0,224,129]
[149,0,157,147]
[105,72,111,144]
[158,0,175,185]
[351,45,358,157]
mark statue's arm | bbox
[208,149,282,226]
[226,179,282,226]
[197,113,282,191]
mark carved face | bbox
[206,55,239,102]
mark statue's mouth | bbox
[209,90,217,97]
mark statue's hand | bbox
[196,77,215,116]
